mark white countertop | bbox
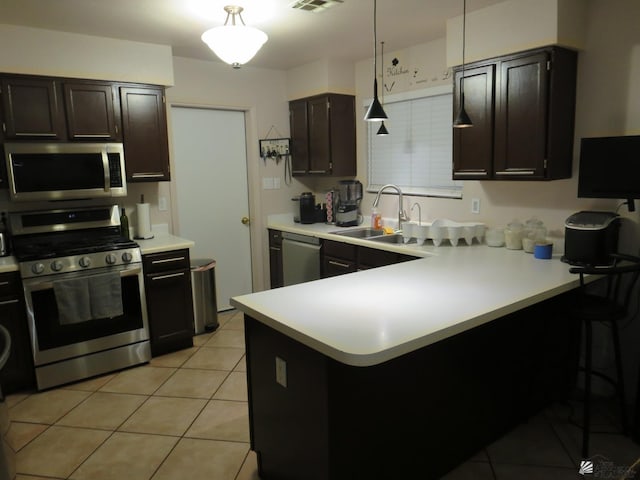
[0,256,19,274]
[230,214,581,367]
[0,234,194,273]
[136,234,195,255]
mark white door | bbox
[171,106,252,310]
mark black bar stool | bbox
[568,253,640,459]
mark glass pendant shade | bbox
[201,6,268,69]
[376,121,389,136]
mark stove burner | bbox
[13,235,138,262]
[10,205,143,277]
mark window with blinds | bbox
[367,86,462,198]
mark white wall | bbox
[0,24,173,85]
[167,56,310,290]
[446,0,586,66]
[286,58,355,100]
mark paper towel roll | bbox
[135,203,154,239]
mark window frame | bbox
[365,84,462,199]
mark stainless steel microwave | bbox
[4,142,127,202]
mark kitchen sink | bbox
[330,228,385,239]
[366,234,406,244]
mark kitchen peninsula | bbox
[230,217,583,479]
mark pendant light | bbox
[364,0,388,122]
[453,0,473,128]
[201,5,268,69]
[377,41,390,136]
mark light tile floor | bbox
[7,310,640,480]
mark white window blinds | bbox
[367,87,462,198]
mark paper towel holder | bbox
[134,195,155,240]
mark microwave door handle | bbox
[102,148,110,192]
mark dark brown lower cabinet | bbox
[244,290,578,480]
[268,229,283,288]
[0,272,35,393]
[143,249,194,356]
[322,239,418,276]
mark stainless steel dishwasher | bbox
[281,231,321,286]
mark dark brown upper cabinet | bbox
[453,46,577,181]
[1,76,66,140]
[63,81,121,141]
[452,64,495,179]
[120,85,170,182]
[289,93,356,177]
[0,73,171,184]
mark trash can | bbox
[190,258,219,334]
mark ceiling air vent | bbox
[290,0,344,13]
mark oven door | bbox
[22,263,149,367]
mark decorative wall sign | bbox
[381,52,454,92]
[259,138,290,164]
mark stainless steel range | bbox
[9,205,150,390]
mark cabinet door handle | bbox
[308,170,327,174]
[292,170,307,174]
[151,272,185,281]
[454,171,489,176]
[494,170,536,176]
[132,172,165,179]
[328,260,351,269]
[151,257,186,265]
[0,282,9,287]
[269,246,281,252]
[14,132,57,137]
[73,134,112,138]
[0,299,19,306]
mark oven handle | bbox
[23,265,142,292]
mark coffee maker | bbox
[335,180,363,227]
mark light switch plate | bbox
[275,356,287,388]
[471,198,480,214]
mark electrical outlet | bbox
[262,177,275,190]
[471,198,480,214]
[158,196,168,211]
[275,356,287,387]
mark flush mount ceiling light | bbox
[290,0,344,13]
[453,0,473,128]
[201,5,268,69]
[364,0,388,122]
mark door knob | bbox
[241,216,250,225]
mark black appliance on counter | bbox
[293,192,324,224]
[562,211,620,266]
[335,180,363,227]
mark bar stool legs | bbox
[581,318,628,459]
[582,319,592,459]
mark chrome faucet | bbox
[372,184,409,231]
